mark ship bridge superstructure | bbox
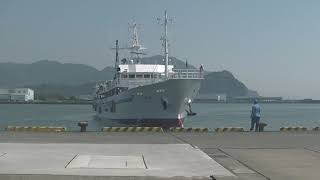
[95,64,203,99]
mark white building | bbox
[0,88,34,102]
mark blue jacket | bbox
[251,104,261,118]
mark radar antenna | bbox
[128,21,146,61]
[110,21,147,64]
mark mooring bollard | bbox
[258,122,267,132]
[78,121,88,132]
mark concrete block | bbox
[169,127,209,133]
[5,126,66,132]
[215,127,244,132]
[280,126,307,132]
[101,127,163,133]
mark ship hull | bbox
[94,79,201,127]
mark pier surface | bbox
[0,131,319,180]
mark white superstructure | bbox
[93,11,203,127]
[119,64,174,73]
[0,88,34,102]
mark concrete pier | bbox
[0,131,319,180]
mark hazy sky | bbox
[1,0,320,99]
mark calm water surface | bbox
[1,103,320,131]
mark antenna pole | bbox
[164,10,169,79]
[115,40,119,68]
[114,40,119,80]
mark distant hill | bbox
[0,56,257,98]
[140,55,196,69]
[200,71,249,97]
[0,60,110,86]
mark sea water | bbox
[1,103,320,131]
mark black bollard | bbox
[258,122,267,132]
[78,121,88,132]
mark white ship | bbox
[93,11,203,127]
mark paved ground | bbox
[0,143,234,178]
[0,131,319,180]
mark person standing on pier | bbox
[250,99,261,131]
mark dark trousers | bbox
[250,117,260,131]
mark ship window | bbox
[144,74,150,78]
[121,74,128,78]
[129,74,135,78]
[156,89,165,93]
[151,74,157,78]
[136,74,143,78]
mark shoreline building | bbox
[231,96,283,103]
[0,88,34,102]
[194,93,227,103]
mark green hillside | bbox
[0,56,257,99]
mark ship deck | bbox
[0,131,320,180]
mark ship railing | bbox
[96,70,203,93]
[170,69,204,79]
[119,78,163,89]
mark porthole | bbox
[156,89,165,93]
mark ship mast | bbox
[128,22,146,62]
[114,40,119,80]
[115,40,119,67]
[164,10,169,79]
[132,23,140,49]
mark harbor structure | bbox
[195,93,227,103]
[232,96,283,103]
[92,11,203,127]
[77,95,93,101]
[0,88,34,102]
